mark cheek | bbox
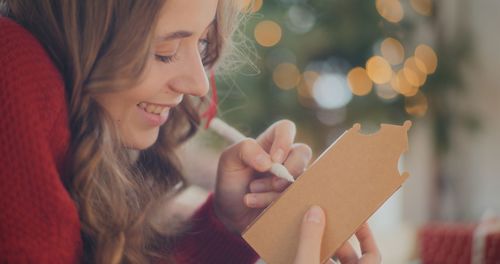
[96,92,138,122]
[94,62,169,148]
[116,104,161,149]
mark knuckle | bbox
[239,138,258,152]
[219,148,232,162]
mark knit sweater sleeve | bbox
[0,18,83,263]
[171,194,259,264]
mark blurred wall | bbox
[445,0,500,220]
[404,0,500,223]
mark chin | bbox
[124,131,160,150]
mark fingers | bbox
[248,143,312,193]
[355,224,381,263]
[243,192,281,208]
[335,224,381,264]
[218,138,273,175]
[283,143,312,178]
[249,176,288,193]
[334,241,358,264]
[256,119,296,163]
[294,206,326,264]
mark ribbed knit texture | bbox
[0,17,258,263]
[173,194,258,264]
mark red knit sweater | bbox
[0,17,258,263]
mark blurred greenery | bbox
[213,0,474,156]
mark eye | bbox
[198,39,209,57]
[155,54,177,64]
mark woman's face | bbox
[95,0,218,149]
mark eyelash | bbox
[155,39,210,64]
[155,54,177,63]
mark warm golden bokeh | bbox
[405,91,428,117]
[403,57,427,87]
[298,71,320,98]
[410,0,433,16]
[366,56,393,84]
[381,37,405,65]
[241,0,263,13]
[273,63,301,90]
[376,0,404,23]
[392,70,419,97]
[415,44,438,74]
[375,83,399,100]
[347,67,373,96]
[255,20,282,47]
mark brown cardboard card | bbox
[242,121,412,264]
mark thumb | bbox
[294,206,326,264]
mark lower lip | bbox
[138,106,170,127]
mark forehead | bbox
[155,0,219,36]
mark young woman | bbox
[0,0,381,263]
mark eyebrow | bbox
[156,31,193,42]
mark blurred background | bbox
[175,0,500,263]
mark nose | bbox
[168,47,210,97]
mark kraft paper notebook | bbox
[242,121,412,264]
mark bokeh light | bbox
[376,0,404,23]
[405,91,428,117]
[347,67,373,96]
[241,0,263,13]
[255,20,282,47]
[403,57,427,87]
[366,56,393,84]
[380,37,405,65]
[286,5,316,34]
[415,44,438,74]
[375,83,399,101]
[410,0,432,16]
[392,70,419,97]
[313,73,352,109]
[273,63,301,90]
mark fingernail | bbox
[306,206,323,223]
[255,154,271,167]
[246,195,257,207]
[272,149,285,163]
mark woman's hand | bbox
[214,120,312,232]
[295,206,382,264]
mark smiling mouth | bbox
[137,102,170,116]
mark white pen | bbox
[208,117,295,182]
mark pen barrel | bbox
[209,118,247,143]
[270,163,295,182]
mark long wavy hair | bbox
[1,0,244,263]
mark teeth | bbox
[146,104,155,113]
[139,102,169,115]
[153,106,162,114]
